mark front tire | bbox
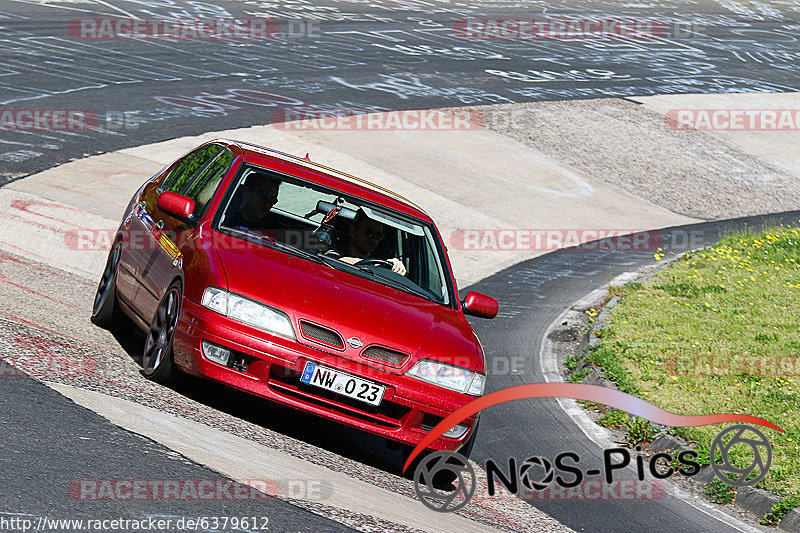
[458,418,480,460]
[399,419,480,478]
[91,242,123,329]
[142,282,182,384]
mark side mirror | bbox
[462,291,499,319]
[157,191,195,220]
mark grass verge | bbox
[581,224,800,515]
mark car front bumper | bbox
[173,297,478,452]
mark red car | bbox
[91,139,498,458]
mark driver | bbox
[225,172,286,233]
[333,210,407,276]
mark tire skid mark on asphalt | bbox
[8,162,146,216]
[10,198,94,228]
[0,253,83,309]
[0,329,99,380]
[14,166,135,212]
[0,189,112,279]
[6,209,71,230]
[0,310,108,353]
[0,240,95,279]
[0,245,94,281]
[47,182,127,209]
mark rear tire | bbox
[142,282,182,384]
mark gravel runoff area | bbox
[477,99,799,221]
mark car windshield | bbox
[216,165,452,305]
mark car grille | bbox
[267,365,410,428]
[300,320,344,349]
[363,345,408,367]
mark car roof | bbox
[213,138,433,222]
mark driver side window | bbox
[160,144,231,220]
[162,144,223,194]
[184,148,233,217]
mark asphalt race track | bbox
[2,0,800,178]
[2,0,800,532]
[0,376,355,532]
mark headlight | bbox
[467,373,485,396]
[201,287,295,339]
[228,293,295,339]
[406,360,485,396]
[201,287,228,314]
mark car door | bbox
[131,144,230,322]
[116,165,176,315]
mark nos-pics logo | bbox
[405,384,782,512]
[413,424,773,513]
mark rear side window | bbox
[162,144,223,194]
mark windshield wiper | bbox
[222,227,335,268]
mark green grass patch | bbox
[598,408,629,429]
[704,478,736,504]
[583,342,640,394]
[587,224,800,505]
[565,353,582,371]
[762,495,800,525]
[623,416,655,447]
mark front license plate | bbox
[300,362,385,406]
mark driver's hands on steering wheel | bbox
[387,258,407,276]
[339,256,407,276]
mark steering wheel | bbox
[356,258,394,270]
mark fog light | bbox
[202,340,231,366]
[443,423,469,439]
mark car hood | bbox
[214,243,481,371]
